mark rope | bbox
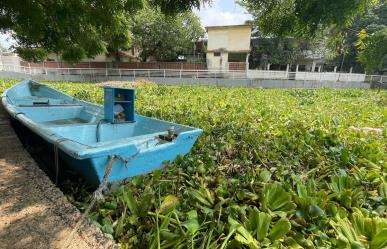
[61,152,138,249]
[60,135,162,248]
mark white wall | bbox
[206,25,251,70]
[247,70,288,80]
[207,26,251,52]
[0,54,21,68]
[295,72,366,82]
[207,52,228,70]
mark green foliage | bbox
[0,0,208,63]
[0,80,386,248]
[249,29,339,69]
[261,183,296,215]
[239,0,376,37]
[15,47,48,62]
[249,37,303,68]
[357,27,387,73]
[330,208,387,249]
[333,1,387,73]
[132,8,204,61]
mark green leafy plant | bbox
[1,80,386,248]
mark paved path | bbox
[0,104,116,249]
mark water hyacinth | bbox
[1,79,386,248]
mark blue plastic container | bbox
[104,87,135,123]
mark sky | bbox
[195,0,251,27]
[0,32,15,49]
[0,0,251,49]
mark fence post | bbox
[148,70,150,78]
[119,69,122,80]
[133,70,136,79]
[179,69,182,79]
[164,69,166,78]
[196,70,199,79]
[286,64,289,79]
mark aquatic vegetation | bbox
[1,79,386,248]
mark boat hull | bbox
[2,80,202,186]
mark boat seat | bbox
[13,96,68,106]
[18,104,83,107]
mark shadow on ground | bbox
[0,104,115,249]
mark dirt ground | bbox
[0,104,116,249]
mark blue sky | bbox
[0,0,251,49]
[195,0,251,27]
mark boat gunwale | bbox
[1,80,203,160]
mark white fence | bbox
[247,70,288,80]
[293,72,366,82]
[0,64,386,84]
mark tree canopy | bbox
[132,8,204,62]
[238,0,377,38]
[0,0,208,63]
[330,1,387,73]
[356,28,387,73]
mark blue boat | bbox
[1,80,202,186]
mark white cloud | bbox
[195,0,252,27]
[0,32,16,49]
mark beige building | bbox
[206,25,251,71]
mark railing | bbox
[1,64,386,83]
[0,65,250,79]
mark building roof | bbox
[205,24,251,31]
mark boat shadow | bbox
[0,105,114,249]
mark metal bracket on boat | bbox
[158,126,178,142]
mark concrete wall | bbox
[0,71,370,89]
[206,25,251,71]
[295,72,366,82]
[207,52,228,70]
[247,70,288,80]
[207,26,251,52]
[0,54,21,69]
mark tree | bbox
[356,28,387,73]
[131,8,204,62]
[333,1,387,73]
[249,37,303,69]
[238,0,376,38]
[248,27,336,70]
[0,0,208,63]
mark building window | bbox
[214,52,221,56]
[228,52,247,62]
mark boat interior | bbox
[6,82,194,146]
